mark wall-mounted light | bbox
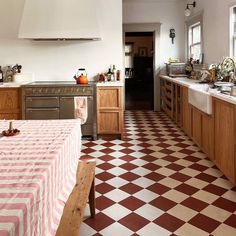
[185,1,196,17]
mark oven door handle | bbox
[26,108,59,112]
[26,97,58,101]
[60,97,73,101]
[60,96,93,100]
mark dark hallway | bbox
[125,32,154,110]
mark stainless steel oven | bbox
[21,82,97,139]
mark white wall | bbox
[0,0,123,81]
[184,0,236,64]
[123,0,186,67]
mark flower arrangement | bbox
[210,57,235,81]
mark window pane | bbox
[234,37,236,57]
[192,25,201,44]
[188,27,192,45]
[190,44,201,60]
[125,55,133,68]
[125,44,133,53]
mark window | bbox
[186,14,203,62]
[188,22,202,60]
[230,6,236,58]
[124,43,134,68]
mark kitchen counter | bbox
[96,81,124,87]
[0,80,124,88]
[160,75,236,105]
[159,75,198,87]
[22,81,96,87]
[0,82,29,88]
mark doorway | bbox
[125,32,154,110]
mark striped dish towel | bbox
[74,97,88,124]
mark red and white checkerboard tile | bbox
[80,111,236,236]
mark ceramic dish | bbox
[2,129,20,137]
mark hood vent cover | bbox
[18,0,101,40]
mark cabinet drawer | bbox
[26,108,60,119]
[26,97,59,108]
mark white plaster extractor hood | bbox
[18,0,101,40]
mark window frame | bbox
[186,13,203,62]
[188,22,201,59]
[229,5,236,58]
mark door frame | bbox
[123,23,161,111]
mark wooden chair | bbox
[56,160,96,236]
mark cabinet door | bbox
[214,98,235,184]
[182,87,192,137]
[175,84,182,126]
[0,88,21,119]
[97,111,122,134]
[98,87,122,109]
[164,81,174,119]
[97,86,123,137]
[202,113,214,160]
[191,107,202,147]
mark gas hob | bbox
[24,81,95,87]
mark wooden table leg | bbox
[89,177,95,218]
[56,161,96,236]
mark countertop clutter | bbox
[0,78,124,140]
[0,80,124,88]
[160,75,236,105]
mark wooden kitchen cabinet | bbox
[0,88,21,120]
[160,78,182,126]
[182,87,192,137]
[97,86,124,139]
[213,98,236,184]
[160,79,174,119]
[201,113,214,160]
[174,84,182,126]
[191,105,214,160]
[191,107,202,147]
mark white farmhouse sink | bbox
[188,84,212,115]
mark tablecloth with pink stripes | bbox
[0,119,81,236]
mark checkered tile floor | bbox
[80,111,236,236]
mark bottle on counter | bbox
[116,70,121,81]
[5,66,14,82]
[112,65,117,81]
[107,68,112,81]
[0,66,3,83]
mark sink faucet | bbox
[229,71,235,84]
